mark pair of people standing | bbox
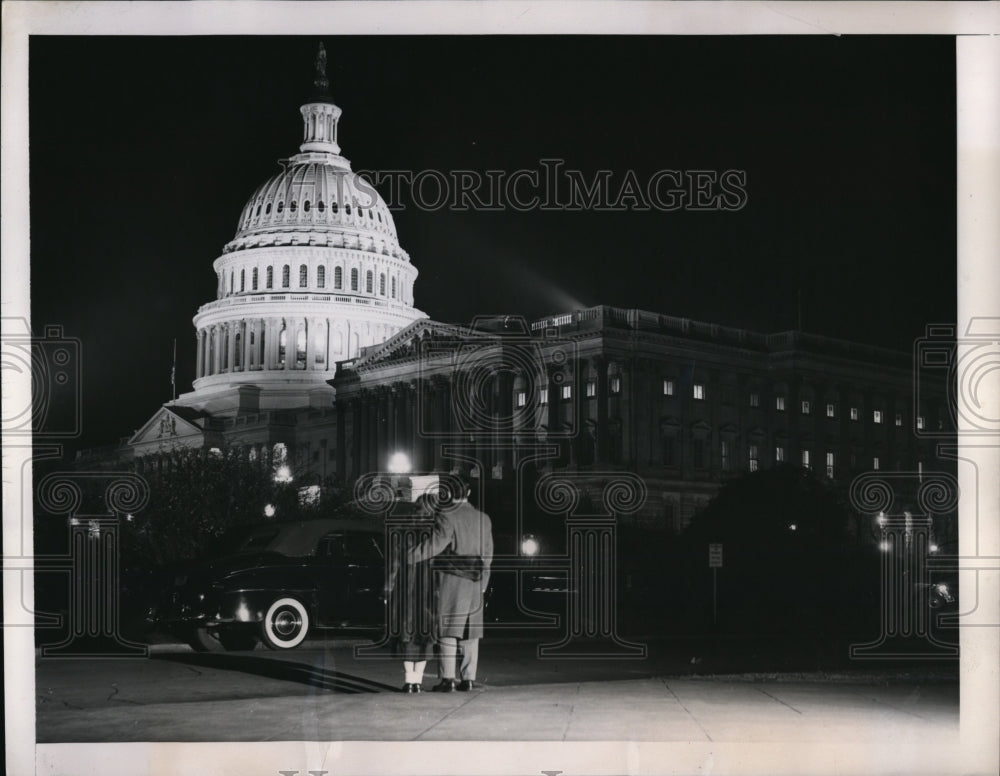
[389,478,494,693]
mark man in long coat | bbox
[408,479,493,691]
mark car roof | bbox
[254,518,383,557]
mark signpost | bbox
[708,543,723,625]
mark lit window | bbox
[391,277,397,298]
[299,265,308,288]
[749,392,760,408]
[539,388,549,405]
[379,273,386,296]
[693,383,705,400]
[802,449,811,469]
[240,269,245,292]
[749,445,759,472]
[826,452,835,478]
[873,410,883,424]
[252,267,258,290]
[561,385,572,400]
[916,416,925,430]
[350,268,359,291]
[366,271,373,293]
[266,266,273,289]
[317,266,326,288]
[515,391,527,408]
[586,381,596,398]
[282,265,290,288]
[663,379,674,396]
[776,396,786,411]
[775,446,785,462]
[895,413,902,427]
[873,456,880,470]
[334,266,343,289]
[721,441,730,471]
[610,376,621,395]
[826,403,835,418]
[801,400,810,415]
[850,407,859,421]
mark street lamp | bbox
[264,504,276,518]
[388,452,412,474]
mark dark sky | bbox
[28,36,956,453]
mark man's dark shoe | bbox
[431,679,457,692]
[401,683,422,693]
[457,680,475,692]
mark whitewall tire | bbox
[261,597,310,650]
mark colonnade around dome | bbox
[193,315,405,380]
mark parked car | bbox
[157,518,386,651]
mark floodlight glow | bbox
[388,452,412,474]
[274,465,293,483]
[236,603,251,622]
[876,512,886,526]
[521,536,540,556]
[788,523,797,531]
[879,540,890,552]
[264,504,276,517]
[929,543,939,553]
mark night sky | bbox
[28,36,956,453]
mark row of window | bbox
[223,264,400,299]
[517,379,926,428]
[250,199,382,223]
[670,440,896,478]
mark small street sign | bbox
[709,543,723,567]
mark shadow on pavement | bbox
[152,651,398,694]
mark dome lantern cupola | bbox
[299,43,343,157]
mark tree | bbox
[680,464,871,636]
[119,447,360,570]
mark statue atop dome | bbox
[311,42,332,102]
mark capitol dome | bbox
[180,45,426,416]
[226,161,402,256]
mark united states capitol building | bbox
[99,47,951,532]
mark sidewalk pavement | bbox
[36,643,958,744]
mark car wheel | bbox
[260,597,310,650]
[187,626,225,653]
[218,629,258,651]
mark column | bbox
[213,325,222,375]
[376,387,389,472]
[359,390,371,474]
[336,398,347,482]
[304,318,314,371]
[226,322,236,373]
[242,320,252,371]
[387,384,398,456]
[194,330,203,379]
[404,380,417,469]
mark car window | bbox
[317,532,384,564]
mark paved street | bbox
[36,637,959,745]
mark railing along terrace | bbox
[198,292,409,313]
